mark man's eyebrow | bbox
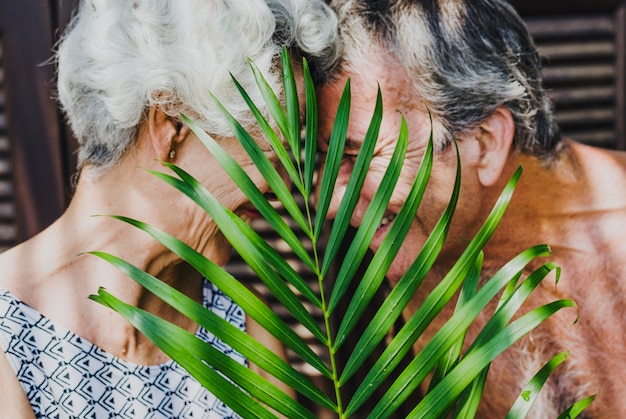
[344,138,364,150]
[321,137,365,153]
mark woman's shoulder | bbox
[0,286,55,361]
[0,350,35,418]
[0,248,19,291]
[0,273,42,342]
[0,240,40,294]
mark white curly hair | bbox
[56,0,339,173]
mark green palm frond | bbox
[506,351,570,419]
[90,48,592,418]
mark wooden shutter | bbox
[0,0,79,244]
[0,42,17,252]
[512,0,626,150]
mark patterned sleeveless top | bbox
[0,280,245,418]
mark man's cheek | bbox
[385,221,422,279]
[364,165,391,193]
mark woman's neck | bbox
[0,164,205,364]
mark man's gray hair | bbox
[321,0,561,159]
[56,0,339,173]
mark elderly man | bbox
[314,0,626,417]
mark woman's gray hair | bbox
[323,0,561,159]
[56,0,339,173]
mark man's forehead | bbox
[329,54,402,94]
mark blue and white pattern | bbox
[0,280,246,418]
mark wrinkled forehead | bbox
[327,40,421,112]
[316,47,429,131]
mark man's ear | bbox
[476,107,514,187]
[145,107,189,161]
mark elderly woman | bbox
[0,0,337,417]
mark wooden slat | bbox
[522,10,624,149]
[0,1,68,241]
[616,4,626,149]
[548,86,614,104]
[554,108,615,126]
[511,0,621,17]
[0,180,12,200]
[223,192,334,415]
[537,41,614,62]
[0,224,16,242]
[0,157,10,177]
[525,16,615,39]
[0,136,9,153]
[542,64,615,85]
[0,202,14,218]
[0,39,16,249]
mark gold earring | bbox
[168,150,176,160]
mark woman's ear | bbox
[145,108,189,161]
[476,107,514,187]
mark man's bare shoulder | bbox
[569,141,626,193]
[552,141,626,248]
